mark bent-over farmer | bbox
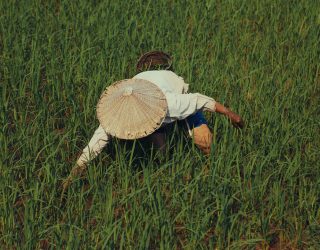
[62,51,244,191]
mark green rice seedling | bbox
[1,0,320,248]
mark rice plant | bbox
[1,0,319,248]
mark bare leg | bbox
[192,124,213,155]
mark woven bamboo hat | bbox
[97,79,168,140]
[136,51,172,72]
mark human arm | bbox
[62,125,110,191]
[164,92,216,122]
[75,125,110,167]
[189,94,244,128]
[198,98,244,128]
[214,102,244,128]
[164,92,244,128]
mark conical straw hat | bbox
[97,79,168,140]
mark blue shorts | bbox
[186,111,208,128]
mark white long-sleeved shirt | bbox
[76,70,216,167]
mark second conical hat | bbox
[97,79,168,140]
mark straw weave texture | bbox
[136,51,172,72]
[97,79,167,139]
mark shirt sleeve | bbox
[76,125,110,167]
[164,93,216,122]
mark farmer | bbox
[135,51,243,155]
[63,51,244,190]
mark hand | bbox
[62,175,73,193]
[60,163,86,200]
[227,111,245,129]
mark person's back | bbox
[133,70,189,94]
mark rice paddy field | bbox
[1,0,320,249]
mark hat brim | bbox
[136,51,172,72]
[97,79,168,140]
